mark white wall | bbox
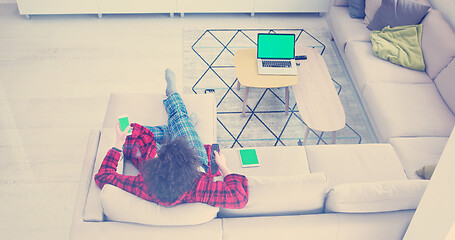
[0,0,16,3]
[404,126,455,240]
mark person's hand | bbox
[114,122,130,150]
[214,150,231,177]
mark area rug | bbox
[183,28,377,148]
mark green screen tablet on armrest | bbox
[239,148,260,168]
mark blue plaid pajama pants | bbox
[145,93,209,168]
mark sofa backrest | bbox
[420,9,455,115]
[219,173,328,218]
[421,9,455,79]
[428,0,455,30]
[434,59,455,115]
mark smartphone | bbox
[210,144,219,175]
[239,148,260,168]
[118,115,132,135]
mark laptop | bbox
[257,33,298,75]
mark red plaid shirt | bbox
[95,123,248,209]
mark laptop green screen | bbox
[257,34,295,59]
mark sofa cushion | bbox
[363,83,455,141]
[367,0,430,31]
[389,137,448,179]
[327,6,371,52]
[221,146,310,177]
[421,10,455,79]
[306,144,408,188]
[100,184,219,226]
[348,0,366,18]
[344,41,432,93]
[434,60,455,115]
[102,93,217,144]
[218,173,328,217]
[325,180,428,213]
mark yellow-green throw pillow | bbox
[370,24,425,71]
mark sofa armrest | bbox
[70,129,102,239]
[83,129,115,222]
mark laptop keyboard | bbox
[262,60,292,68]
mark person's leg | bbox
[163,92,209,168]
[145,125,169,145]
[145,67,177,146]
[165,68,178,97]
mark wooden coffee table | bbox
[234,48,298,116]
[293,47,346,144]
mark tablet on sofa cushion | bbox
[100,184,219,226]
[219,172,328,218]
[325,180,428,213]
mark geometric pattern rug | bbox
[183,28,377,149]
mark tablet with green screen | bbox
[239,149,260,168]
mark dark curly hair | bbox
[141,136,202,203]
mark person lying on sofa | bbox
[94,69,248,209]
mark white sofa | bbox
[326,0,455,179]
[71,92,432,240]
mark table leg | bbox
[285,87,289,116]
[242,87,250,117]
[237,80,241,91]
[302,126,310,145]
[332,131,337,144]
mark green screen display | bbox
[118,116,132,134]
[239,149,259,166]
[257,34,295,59]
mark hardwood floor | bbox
[0,3,327,239]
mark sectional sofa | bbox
[326,0,455,179]
[71,93,433,240]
